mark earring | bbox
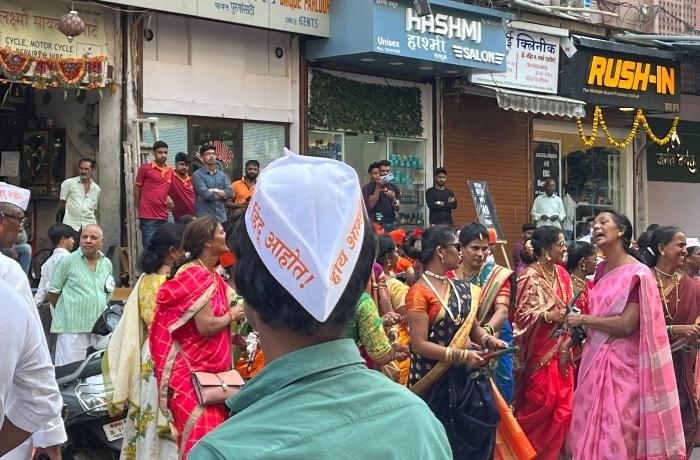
[662,252,666,257]
[545,254,552,262]
[618,232,623,237]
[439,255,445,263]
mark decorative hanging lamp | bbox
[58,9,85,42]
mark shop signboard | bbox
[560,45,680,112]
[467,180,504,241]
[371,1,509,72]
[99,0,330,37]
[532,140,560,197]
[0,0,106,58]
[647,119,699,183]
[470,28,559,94]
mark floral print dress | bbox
[121,274,178,460]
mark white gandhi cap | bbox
[0,182,31,211]
[244,148,366,322]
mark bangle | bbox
[543,312,551,323]
[667,325,674,336]
[460,350,470,365]
[483,324,495,335]
[443,347,453,363]
[481,333,493,348]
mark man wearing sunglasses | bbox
[0,183,65,460]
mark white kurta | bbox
[0,253,66,459]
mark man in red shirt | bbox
[134,140,173,249]
[169,152,195,222]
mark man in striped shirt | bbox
[47,224,114,366]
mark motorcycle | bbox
[54,303,126,460]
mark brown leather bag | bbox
[179,344,245,406]
[191,370,245,406]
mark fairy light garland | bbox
[575,106,680,149]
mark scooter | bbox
[54,303,126,460]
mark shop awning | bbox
[476,85,586,118]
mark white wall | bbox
[142,13,299,148]
[647,181,700,237]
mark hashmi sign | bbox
[371,2,508,72]
[561,47,680,112]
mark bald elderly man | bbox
[47,224,114,366]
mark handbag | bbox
[178,344,245,406]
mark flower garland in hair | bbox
[575,106,679,148]
[525,240,535,257]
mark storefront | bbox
[305,0,510,227]
[555,36,681,237]
[443,22,582,243]
[0,0,122,269]
[646,117,699,236]
[131,1,330,180]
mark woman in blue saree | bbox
[456,223,516,404]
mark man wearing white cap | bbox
[0,183,65,460]
[191,150,450,459]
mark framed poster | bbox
[467,180,504,241]
[532,139,561,197]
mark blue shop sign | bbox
[306,0,511,76]
[373,1,508,71]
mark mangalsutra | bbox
[654,267,680,321]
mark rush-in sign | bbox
[587,56,675,95]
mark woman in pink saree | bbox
[565,212,686,459]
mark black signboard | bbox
[560,44,681,112]
[647,119,699,183]
[467,181,504,241]
[533,140,560,197]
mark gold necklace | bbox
[654,267,680,321]
[421,274,463,324]
[424,270,448,284]
[537,261,568,303]
[463,263,484,285]
[572,275,586,291]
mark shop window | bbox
[242,122,286,170]
[190,117,242,181]
[307,130,426,227]
[141,114,188,164]
[534,131,627,239]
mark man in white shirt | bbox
[0,280,63,457]
[531,179,566,229]
[562,185,577,241]
[0,183,66,459]
[34,223,75,310]
[59,158,100,233]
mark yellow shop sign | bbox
[586,55,675,96]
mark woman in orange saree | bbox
[513,226,573,460]
[566,212,686,459]
[149,217,243,459]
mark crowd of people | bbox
[2,144,700,460]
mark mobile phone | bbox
[381,173,394,183]
[481,346,519,361]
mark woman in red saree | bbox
[645,226,700,454]
[565,212,686,459]
[513,226,573,460]
[149,217,243,459]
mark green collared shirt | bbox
[49,249,113,333]
[190,339,451,460]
